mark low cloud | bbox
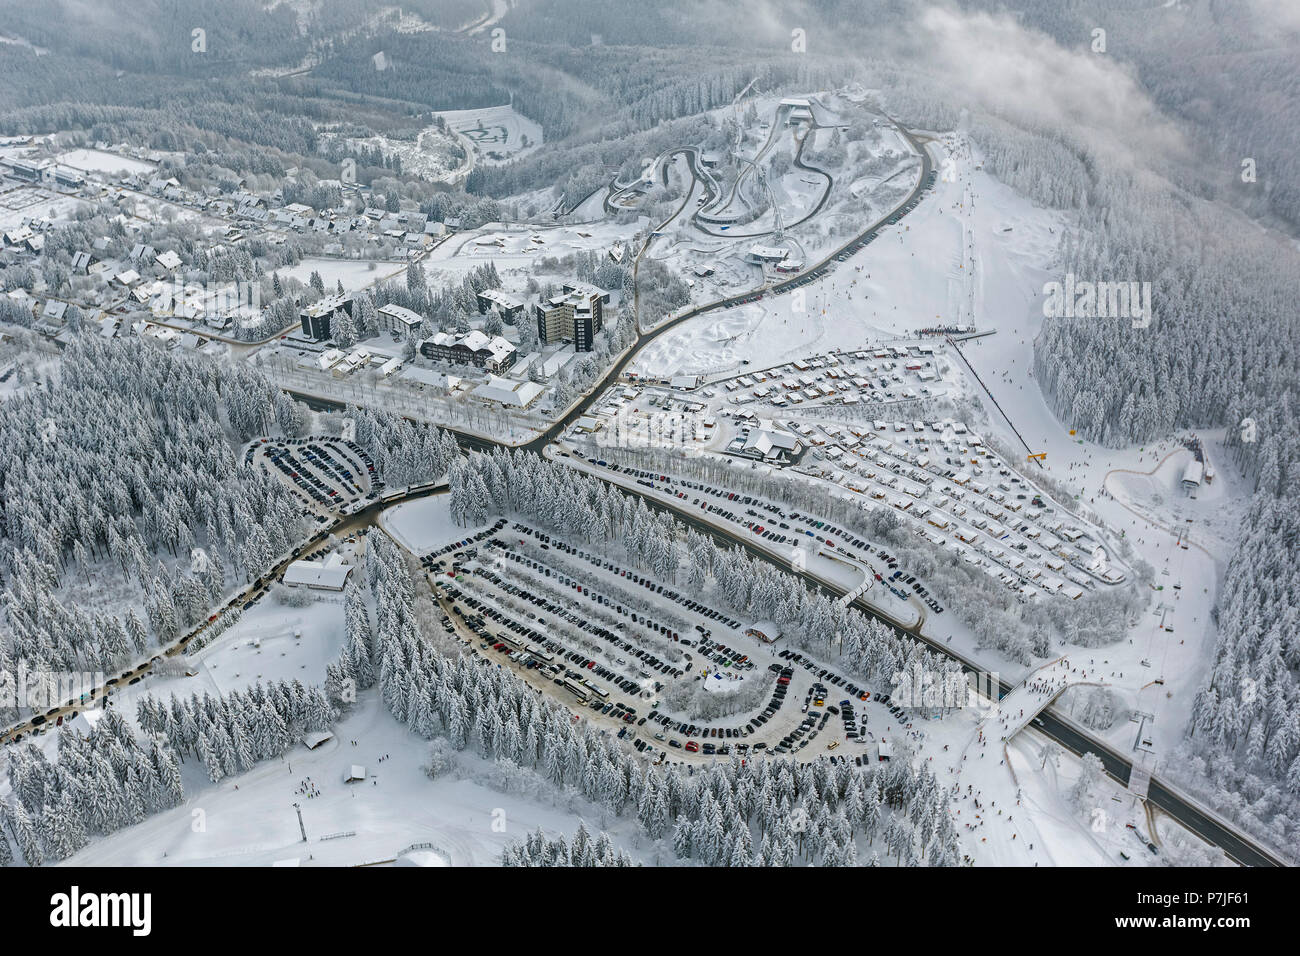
[909,4,1187,166]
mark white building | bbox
[283,553,353,591]
[473,376,545,409]
[737,424,803,463]
[748,244,789,264]
[155,249,182,272]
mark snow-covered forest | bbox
[905,9,1300,851]
[0,0,1293,875]
[0,338,307,723]
[138,681,337,786]
[2,710,184,864]
[502,824,637,867]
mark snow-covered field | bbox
[59,694,657,867]
[0,184,85,233]
[437,105,543,166]
[380,495,479,555]
[276,257,405,293]
[57,148,156,177]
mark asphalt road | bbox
[0,485,448,747]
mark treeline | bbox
[0,338,306,704]
[137,679,337,784]
[502,825,638,867]
[2,710,185,864]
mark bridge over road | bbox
[987,657,1108,744]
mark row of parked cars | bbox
[443,577,646,720]
[774,709,830,754]
[489,543,687,679]
[301,440,368,497]
[513,524,743,635]
[786,511,946,616]
[264,445,338,509]
[417,520,507,569]
[448,566,671,691]
[444,593,642,727]
[512,527,691,638]
[614,467,947,620]
[838,698,860,738]
[778,649,875,702]
[641,658,799,752]
[888,568,943,614]
[474,548,684,683]
[432,519,893,765]
[251,436,380,513]
[693,637,754,672]
[802,680,829,712]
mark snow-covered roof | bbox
[478,288,523,310]
[378,303,423,328]
[426,330,516,364]
[473,376,544,408]
[742,425,801,459]
[303,292,351,318]
[283,553,353,590]
[749,244,788,261]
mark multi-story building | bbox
[534,285,607,352]
[475,288,525,324]
[299,292,354,340]
[419,329,517,372]
[377,303,423,338]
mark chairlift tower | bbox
[1131,711,1156,755]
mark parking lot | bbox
[415,518,918,768]
[248,435,380,521]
